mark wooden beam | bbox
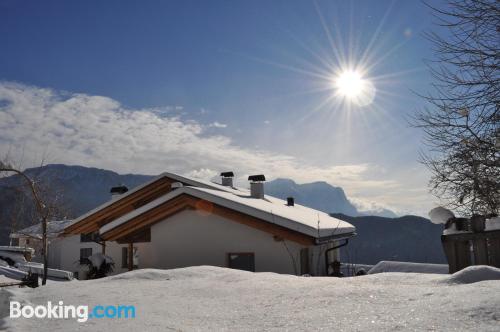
[128,243,133,271]
[441,236,455,273]
[208,202,314,245]
[473,239,489,265]
[64,177,174,235]
[489,238,500,268]
[117,228,151,244]
[442,230,500,242]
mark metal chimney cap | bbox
[110,186,128,194]
[248,174,266,182]
[220,171,234,178]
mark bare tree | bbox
[0,160,60,285]
[414,0,500,215]
[4,188,30,243]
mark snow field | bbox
[1,265,499,331]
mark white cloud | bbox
[208,121,228,128]
[184,168,219,180]
[0,82,432,214]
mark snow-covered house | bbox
[55,172,355,278]
[9,219,139,279]
[10,219,74,264]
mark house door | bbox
[227,253,255,272]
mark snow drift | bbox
[368,261,449,274]
[442,265,500,284]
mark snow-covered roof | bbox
[71,172,241,226]
[368,261,449,275]
[0,246,35,254]
[100,185,356,242]
[10,220,76,239]
[485,217,500,231]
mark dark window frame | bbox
[227,252,255,272]
[80,232,99,243]
[121,246,138,269]
[79,247,93,264]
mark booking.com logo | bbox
[10,301,136,323]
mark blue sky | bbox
[0,0,446,215]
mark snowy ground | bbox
[0,275,17,285]
[1,265,500,331]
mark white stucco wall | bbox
[46,235,149,279]
[30,210,345,278]
[139,209,307,275]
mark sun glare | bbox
[335,70,364,97]
[333,69,376,106]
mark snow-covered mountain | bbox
[265,178,358,216]
[265,178,397,218]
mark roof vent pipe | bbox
[110,185,128,200]
[248,174,266,199]
[287,197,295,206]
[220,171,234,187]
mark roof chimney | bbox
[220,171,234,187]
[287,197,295,206]
[110,185,128,200]
[248,174,266,199]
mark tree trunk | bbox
[42,217,48,285]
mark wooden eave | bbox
[101,194,316,246]
[63,176,176,235]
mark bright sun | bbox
[333,70,376,106]
[335,70,364,97]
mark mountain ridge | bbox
[331,213,446,264]
[0,164,445,264]
[265,177,398,218]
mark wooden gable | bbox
[63,176,175,235]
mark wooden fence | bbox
[441,230,500,273]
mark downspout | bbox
[324,239,349,276]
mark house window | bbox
[80,232,99,243]
[11,238,19,246]
[80,248,92,264]
[227,253,255,272]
